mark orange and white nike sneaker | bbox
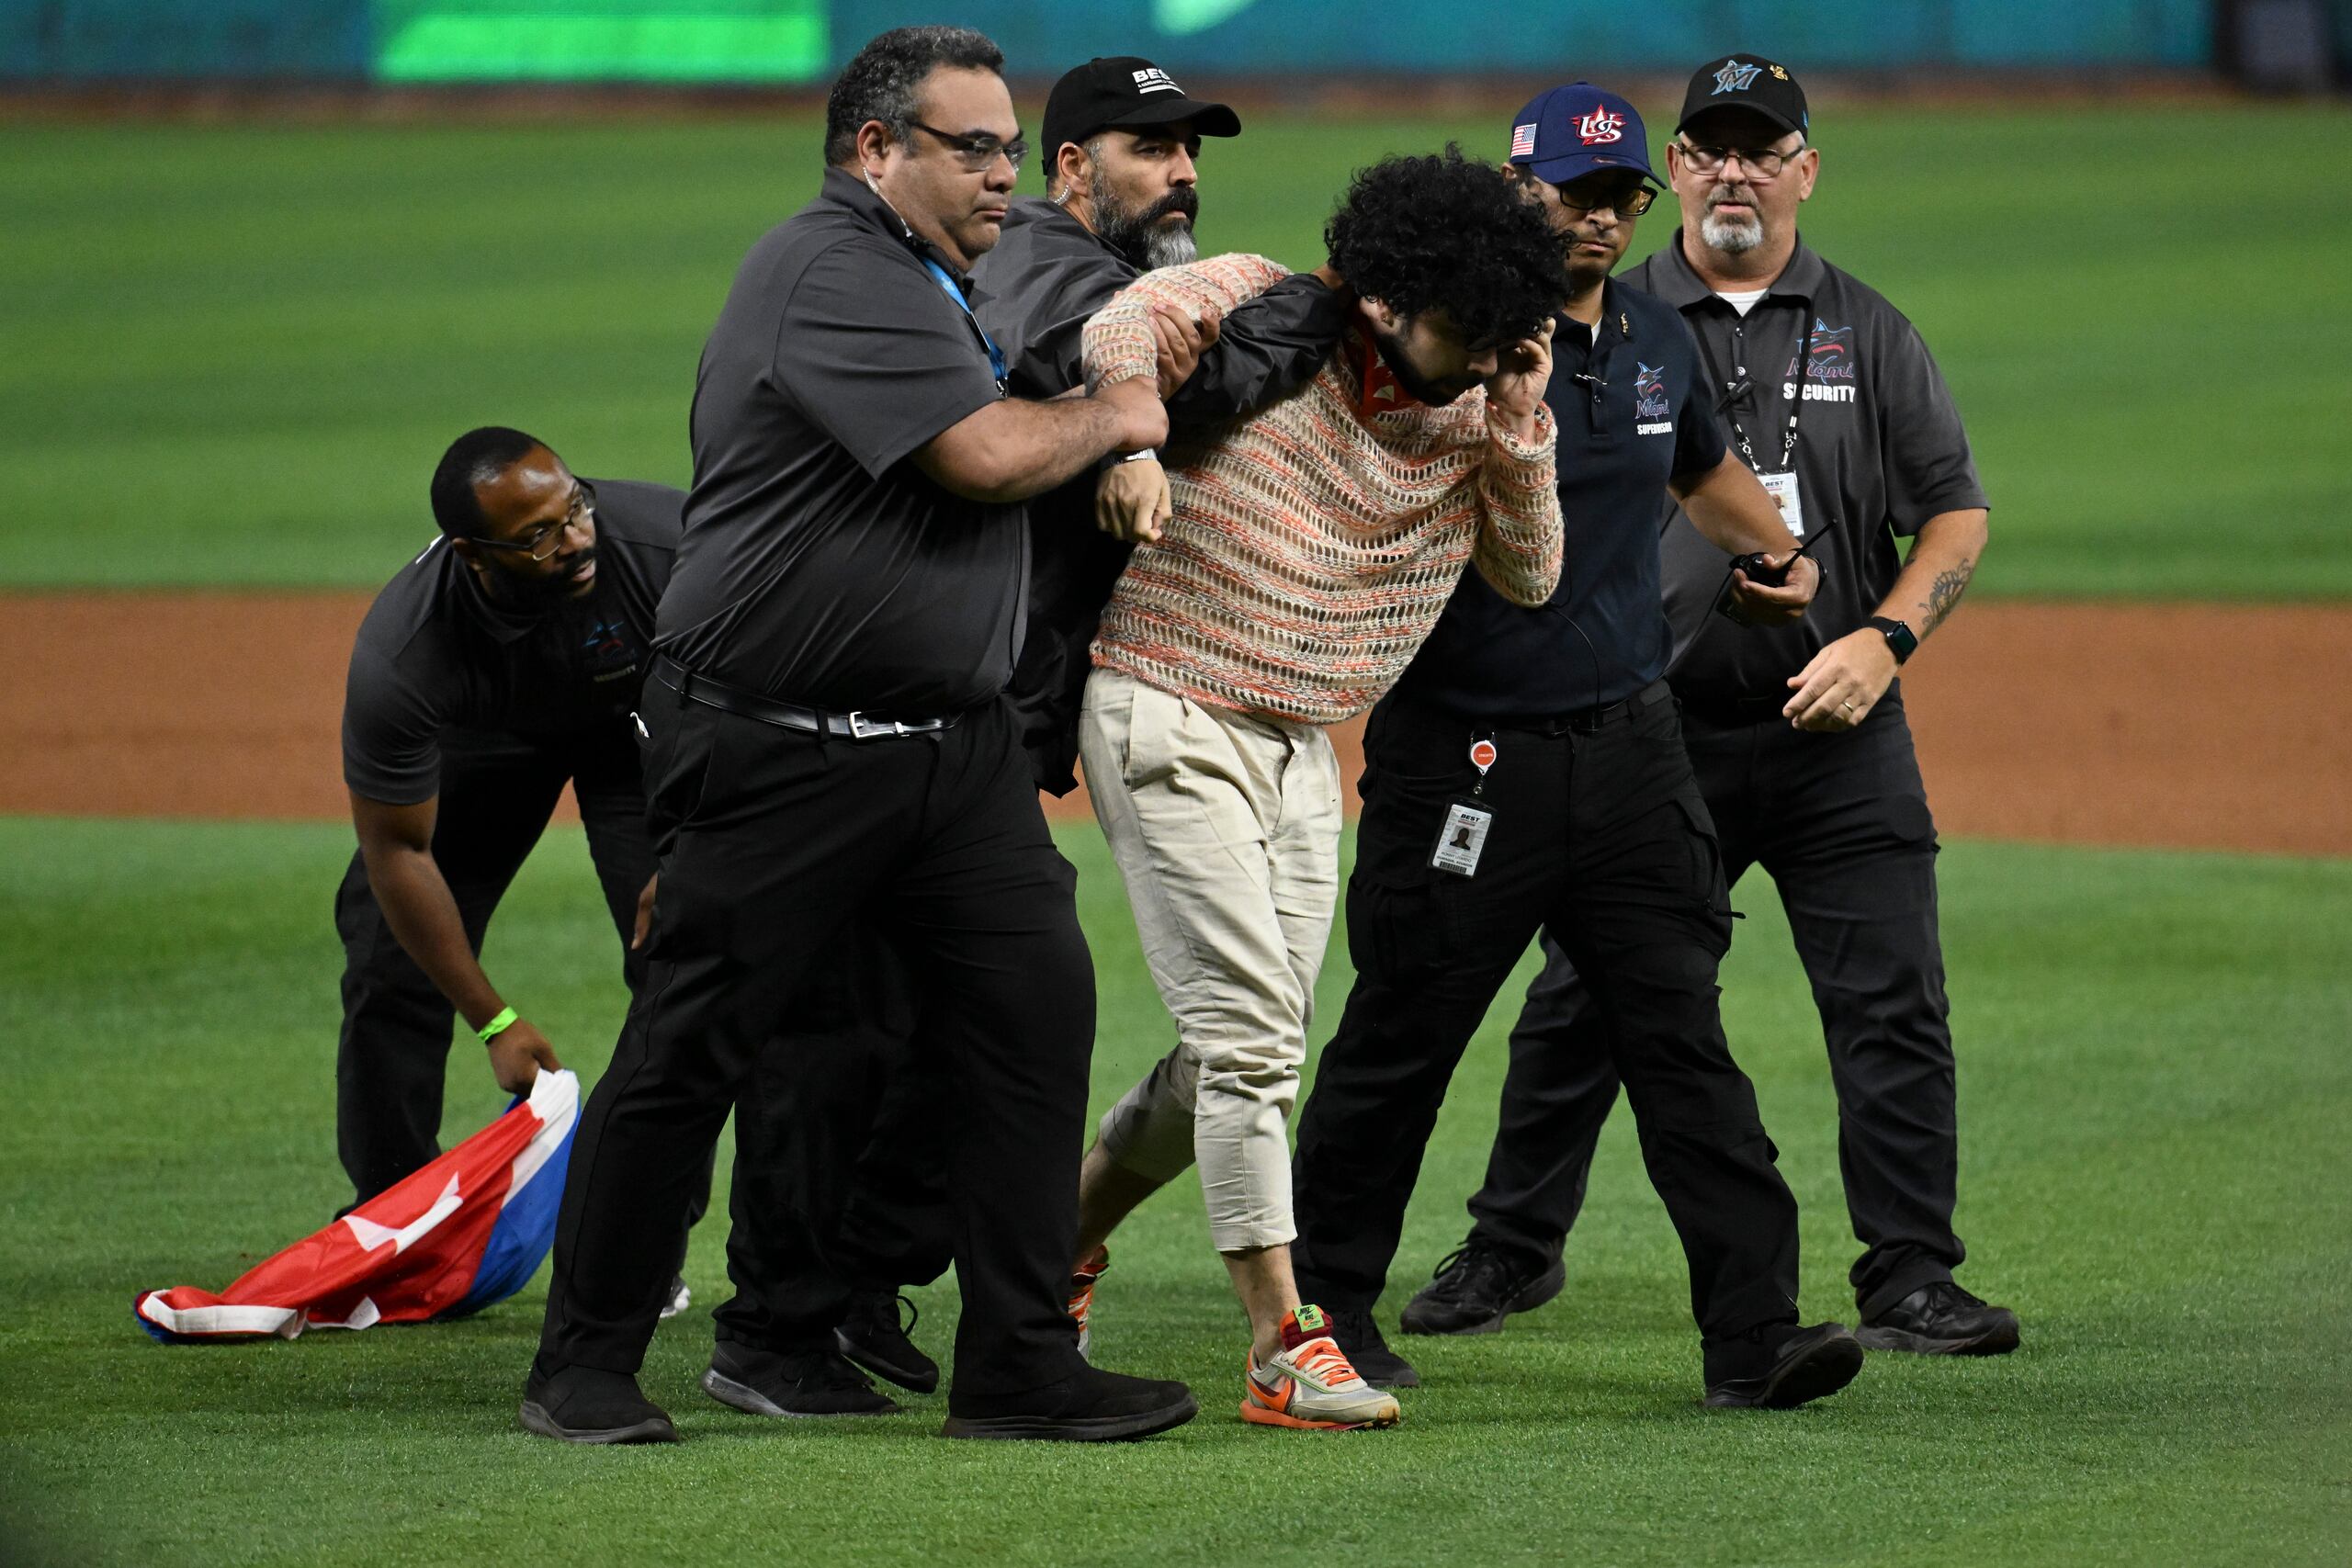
[1069,1247,1109,1360]
[1240,1305,1403,1431]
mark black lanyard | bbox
[1696,304,1815,474]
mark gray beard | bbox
[1137,222,1199,271]
[1702,208,1765,254]
[1095,193,1199,272]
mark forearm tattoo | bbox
[1922,557,1975,634]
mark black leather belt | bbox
[1555,695,1635,735]
[651,655,959,741]
[1529,680,1667,736]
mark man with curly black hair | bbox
[1057,150,1566,1432]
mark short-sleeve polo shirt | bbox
[655,168,1023,714]
[341,479,681,805]
[1392,278,1728,718]
[1623,234,1990,705]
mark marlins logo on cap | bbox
[1679,54,1808,137]
[1712,59,1764,94]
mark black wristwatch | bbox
[1868,615,1917,665]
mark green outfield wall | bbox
[3,0,2222,83]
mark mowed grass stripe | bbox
[2,105,2349,593]
[0,818,2345,1564]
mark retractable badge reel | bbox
[1430,736,1498,877]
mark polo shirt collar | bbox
[1571,277,1634,355]
[819,165,978,294]
[1650,231,1826,308]
[449,546,547,645]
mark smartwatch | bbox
[1868,615,1917,665]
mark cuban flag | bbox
[135,1069,578,1342]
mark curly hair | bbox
[1324,147,1569,347]
[824,27,1004,166]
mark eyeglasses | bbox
[1556,180,1657,218]
[1677,140,1804,179]
[908,120,1027,174]
[472,480,594,563]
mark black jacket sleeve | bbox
[1163,274,1346,430]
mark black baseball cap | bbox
[1041,57,1241,167]
[1677,54,1809,140]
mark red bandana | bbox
[1351,320,1425,418]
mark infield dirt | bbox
[3,595,2344,857]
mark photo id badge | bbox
[1430,798,1494,877]
[1757,469,1805,540]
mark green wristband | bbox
[478,1006,520,1045]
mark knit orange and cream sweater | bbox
[1082,253,1564,726]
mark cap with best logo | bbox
[1504,82,1657,188]
[1677,54,1809,139]
[1041,57,1241,167]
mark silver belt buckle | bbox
[845,710,909,740]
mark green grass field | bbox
[1,817,2346,1565]
[4,103,2349,596]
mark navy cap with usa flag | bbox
[1677,54,1809,139]
[1504,81,1657,189]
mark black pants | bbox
[1465,688,1961,1317]
[536,689,1094,1398]
[334,725,654,1205]
[1291,686,1802,1346]
[716,925,955,1352]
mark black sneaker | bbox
[1398,1242,1566,1337]
[519,1363,681,1444]
[1857,1281,2020,1357]
[1703,1323,1865,1410]
[701,1340,899,1418]
[941,1365,1197,1441]
[835,1291,941,1394]
[1326,1306,1420,1390]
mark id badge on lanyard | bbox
[1710,314,1815,542]
[1430,737,1499,877]
[1756,469,1805,540]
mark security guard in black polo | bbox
[1288,84,1862,1412]
[339,425,730,1318]
[524,26,1191,1447]
[1423,57,2015,1359]
[763,53,1347,1401]
[338,426,668,1205]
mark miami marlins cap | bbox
[1505,82,1657,188]
[1041,57,1241,165]
[1677,54,1809,139]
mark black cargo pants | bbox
[1464,686,1962,1317]
[715,923,955,1353]
[1289,684,1803,1347]
[333,724,655,1205]
[535,683,1095,1398]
